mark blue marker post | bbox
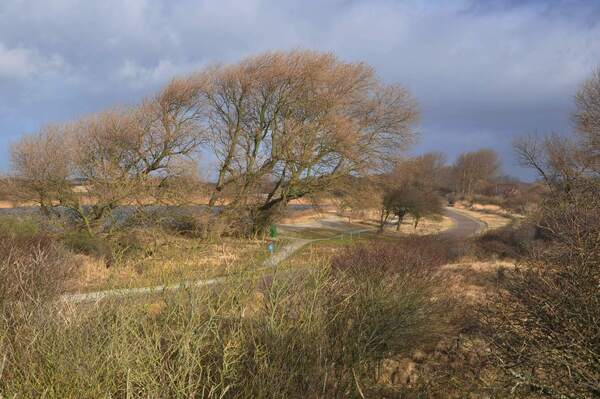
[267,242,274,255]
[267,224,277,256]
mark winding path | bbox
[62,210,484,303]
[442,207,487,238]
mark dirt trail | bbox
[62,211,483,303]
[63,218,370,303]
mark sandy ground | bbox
[296,208,457,236]
[279,214,364,231]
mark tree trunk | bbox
[396,214,404,231]
[378,207,390,232]
[251,197,287,236]
[40,201,50,218]
[207,189,219,207]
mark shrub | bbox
[122,206,217,239]
[475,221,536,259]
[62,230,114,265]
[0,242,450,398]
[163,213,203,236]
[484,181,600,397]
[0,231,74,307]
[331,236,455,279]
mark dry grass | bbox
[440,260,515,305]
[370,258,517,397]
[0,208,567,398]
[396,214,454,235]
[0,239,448,398]
[70,234,267,293]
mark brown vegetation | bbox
[483,181,600,397]
[482,68,600,397]
[377,153,446,231]
[0,236,449,398]
[452,149,500,198]
[3,51,600,399]
[9,50,419,238]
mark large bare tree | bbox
[452,149,500,198]
[193,50,418,233]
[11,50,418,236]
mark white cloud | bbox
[118,59,171,86]
[0,42,67,79]
[0,44,40,79]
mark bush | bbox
[0,242,450,398]
[163,213,203,236]
[485,181,600,397]
[332,236,455,278]
[0,231,74,307]
[475,222,536,259]
[62,230,114,264]
[120,206,216,239]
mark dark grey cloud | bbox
[1,0,599,179]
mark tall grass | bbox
[0,238,450,398]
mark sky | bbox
[1,0,600,180]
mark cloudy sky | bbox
[1,0,600,179]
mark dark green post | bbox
[269,224,278,239]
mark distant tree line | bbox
[337,145,521,231]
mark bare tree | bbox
[10,50,417,237]
[335,175,384,222]
[515,67,600,192]
[10,78,206,234]
[574,67,600,173]
[10,125,71,216]
[379,153,446,231]
[383,185,442,230]
[514,134,590,192]
[193,50,418,233]
[452,149,500,198]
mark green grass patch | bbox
[0,215,40,240]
